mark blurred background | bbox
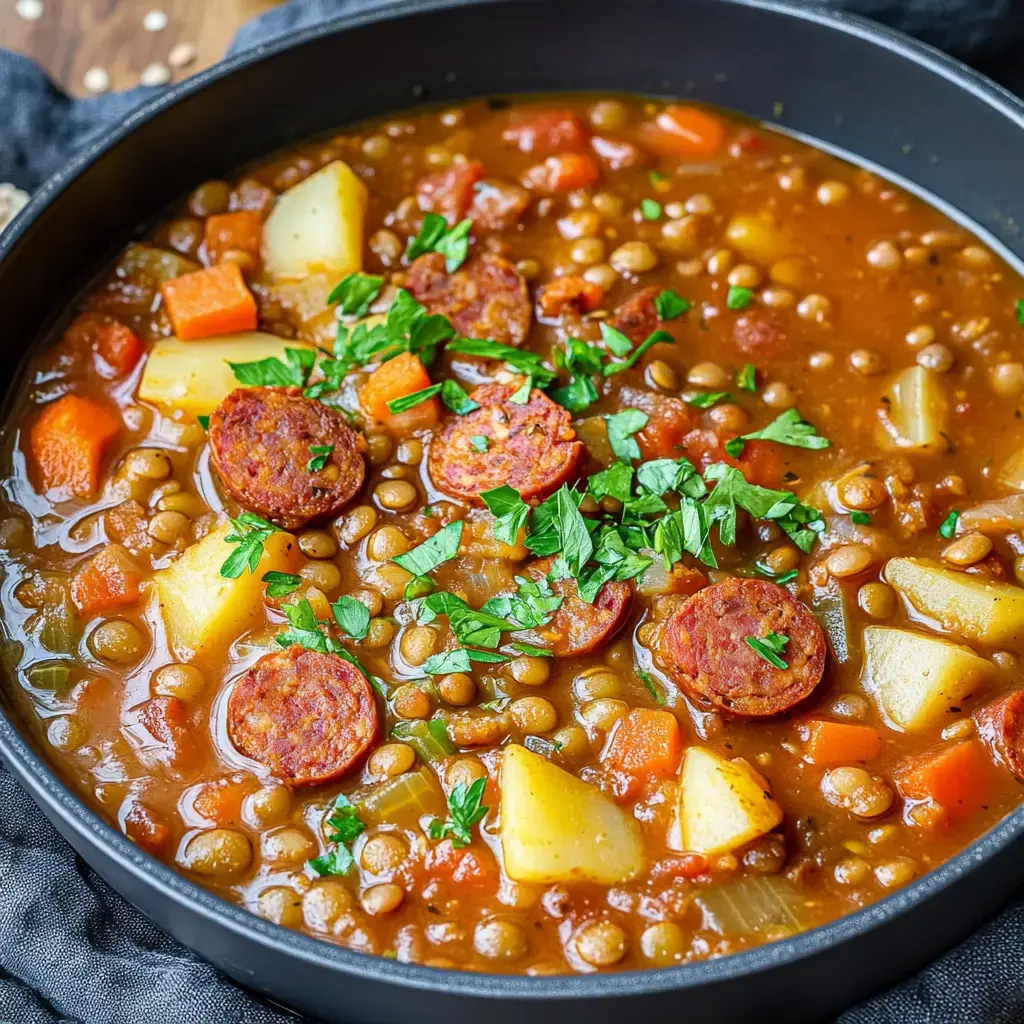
[0,0,282,96]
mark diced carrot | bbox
[70,544,143,616]
[642,105,726,158]
[160,262,258,340]
[359,352,440,431]
[893,740,993,823]
[423,838,498,889]
[525,153,600,193]
[30,394,121,499]
[192,777,256,825]
[604,709,682,779]
[802,720,881,766]
[204,210,263,269]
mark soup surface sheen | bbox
[4,96,1024,975]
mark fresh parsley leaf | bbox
[724,437,745,458]
[308,844,355,877]
[599,322,633,357]
[469,434,489,452]
[446,336,555,385]
[261,570,302,598]
[605,409,648,463]
[554,485,594,574]
[230,346,316,388]
[755,561,799,585]
[687,391,731,409]
[307,444,334,472]
[850,510,872,525]
[220,513,280,579]
[649,169,669,186]
[577,528,652,602]
[404,575,435,600]
[440,379,480,415]
[636,456,706,499]
[483,576,562,630]
[331,596,371,640]
[405,212,447,260]
[737,363,757,392]
[277,597,339,655]
[327,272,384,317]
[737,408,831,451]
[588,462,634,503]
[727,286,754,311]
[197,414,210,430]
[407,214,473,272]
[938,509,960,539]
[640,198,662,221]
[481,485,530,545]
[637,669,666,706]
[655,289,690,320]
[548,373,599,413]
[387,383,443,415]
[603,329,674,376]
[423,648,472,674]
[509,641,552,657]
[392,521,463,577]
[418,592,515,649]
[1017,299,1024,326]
[508,377,532,404]
[744,630,790,669]
[308,794,365,876]
[428,776,488,848]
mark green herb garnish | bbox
[230,347,316,388]
[392,521,463,577]
[307,444,334,472]
[737,363,757,392]
[744,630,790,669]
[261,571,302,598]
[386,383,443,415]
[308,794,366,876]
[428,776,488,849]
[637,668,667,706]
[406,213,473,272]
[605,408,648,463]
[938,509,960,539]
[654,289,690,321]
[640,198,663,221]
[327,272,384,317]
[687,391,731,409]
[850,511,872,525]
[440,379,480,415]
[469,434,489,452]
[727,286,754,311]
[220,513,281,579]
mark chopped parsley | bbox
[603,329,674,376]
[605,408,648,463]
[744,630,790,669]
[850,510,872,525]
[640,198,662,221]
[469,434,489,452]
[392,521,463,577]
[588,461,634,503]
[326,272,384,317]
[446,336,555,385]
[428,776,488,849]
[755,561,799,585]
[687,391,731,409]
[220,513,281,579]
[637,668,667,706]
[404,575,435,600]
[197,414,210,430]
[422,648,472,674]
[599,322,634,357]
[440,379,480,415]
[649,169,669,187]
[483,575,562,630]
[406,213,473,272]
[306,444,334,472]
[261,570,302,598]
[330,595,371,641]
[737,363,757,392]
[418,591,516,649]
[508,377,532,404]
[938,509,960,539]
[386,382,443,415]
[308,794,366,876]
[655,289,690,320]
[480,485,530,545]
[1016,299,1024,326]
[275,598,372,676]
[730,408,831,454]
[230,347,316,388]
[727,286,755,311]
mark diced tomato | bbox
[424,838,498,889]
[503,109,589,155]
[191,777,256,825]
[681,430,784,488]
[523,153,600,193]
[62,314,144,378]
[537,276,603,319]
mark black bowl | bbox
[3,1,1024,1020]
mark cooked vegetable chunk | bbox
[500,744,645,884]
[677,746,783,856]
[138,334,316,416]
[262,160,367,279]
[885,556,1024,645]
[861,625,994,732]
[877,365,950,454]
[152,520,301,659]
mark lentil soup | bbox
[4,95,1024,975]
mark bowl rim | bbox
[3,0,1024,1002]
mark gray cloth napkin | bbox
[2,1,1024,1021]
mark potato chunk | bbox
[500,744,645,884]
[677,747,783,856]
[877,365,950,454]
[152,520,301,659]
[885,556,1024,645]
[139,334,316,416]
[262,160,367,280]
[861,625,993,732]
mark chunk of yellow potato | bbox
[139,334,316,416]
[677,747,783,856]
[262,160,367,280]
[861,625,993,731]
[877,365,950,454]
[724,213,793,264]
[152,520,301,660]
[500,744,645,884]
[885,556,1024,645]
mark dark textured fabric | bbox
[1,1,1024,1021]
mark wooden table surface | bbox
[0,0,281,97]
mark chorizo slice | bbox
[428,384,582,504]
[974,691,1024,781]
[208,386,366,530]
[228,647,378,787]
[518,556,632,657]
[660,577,826,717]
[502,109,590,155]
[406,252,531,347]
[610,286,663,344]
[537,276,603,321]
[469,178,531,232]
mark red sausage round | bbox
[660,577,826,716]
[733,312,789,357]
[609,286,663,344]
[428,383,582,504]
[974,690,1024,781]
[209,386,366,530]
[228,647,378,787]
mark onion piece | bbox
[696,876,808,937]
[958,494,1024,535]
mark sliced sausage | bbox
[228,647,378,787]
[208,386,366,530]
[503,109,590,155]
[610,286,664,344]
[733,312,788,357]
[974,691,1024,781]
[406,252,531,347]
[518,556,632,657]
[660,577,826,717]
[469,178,531,232]
[537,276,603,321]
[428,384,582,504]
[416,160,484,226]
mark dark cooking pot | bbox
[3,1,1024,1020]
